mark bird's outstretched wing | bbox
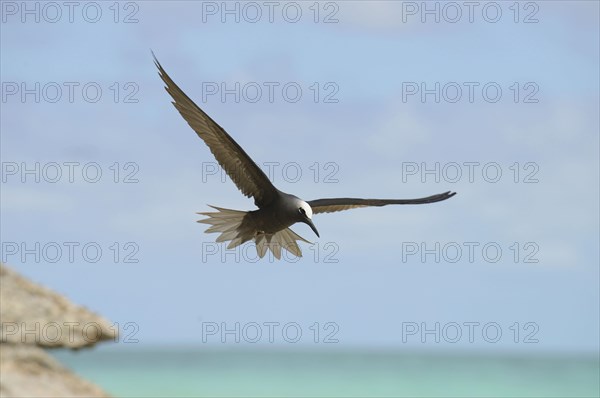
[153,53,278,207]
[308,191,456,214]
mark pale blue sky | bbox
[1,1,598,353]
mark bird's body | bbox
[153,53,456,259]
[251,192,312,233]
[199,191,315,258]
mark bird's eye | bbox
[298,208,305,214]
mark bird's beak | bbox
[304,218,320,238]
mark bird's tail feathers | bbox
[197,206,251,248]
[255,229,311,259]
[197,206,310,259]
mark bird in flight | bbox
[153,54,456,259]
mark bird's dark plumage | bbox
[153,53,278,208]
[309,191,457,214]
[153,52,456,259]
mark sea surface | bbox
[52,347,599,397]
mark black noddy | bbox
[153,54,456,259]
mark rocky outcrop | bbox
[0,264,114,397]
[0,265,116,348]
[0,344,109,397]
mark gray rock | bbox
[1,265,117,348]
[0,264,114,397]
[0,344,110,398]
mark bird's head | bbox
[295,200,319,238]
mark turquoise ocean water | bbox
[52,347,599,397]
